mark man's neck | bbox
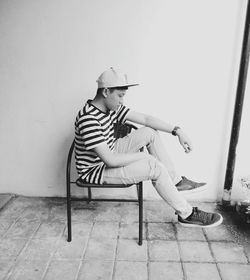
[90,98,108,113]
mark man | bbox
[74,67,223,227]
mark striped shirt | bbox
[74,100,130,184]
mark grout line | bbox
[111,220,121,280]
[41,225,64,280]
[41,223,68,280]
[174,223,187,280]
[0,194,16,212]
[1,208,29,239]
[242,244,250,264]
[202,228,223,280]
[74,220,95,280]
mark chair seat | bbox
[76,178,134,188]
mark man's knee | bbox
[147,156,163,181]
[140,127,159,146]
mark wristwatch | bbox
[171,126,181,136]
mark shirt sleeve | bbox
[78,116,107,150]
[115,105,130,124]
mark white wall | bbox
[0,0,247,201]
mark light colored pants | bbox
[102,127,193,219]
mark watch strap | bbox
[172,126,180,136]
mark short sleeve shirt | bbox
[74,100,130,184]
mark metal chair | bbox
[66,122,144,245]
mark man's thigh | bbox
[114,127,152,153]
[102,156,158,185]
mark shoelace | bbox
[188,207,213,224]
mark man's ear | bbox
[102,88,109,98]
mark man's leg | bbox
[102,155,192,219]
[114,126,182,184]
[115,126,206,191]
[102,156,222,227]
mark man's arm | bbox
[126,110,193,153]
[93,142,148,168]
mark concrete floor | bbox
[0,194,250,280]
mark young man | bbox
[75,67,223,227]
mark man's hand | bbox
[176,129,193,153]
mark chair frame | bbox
[66,123,143,245]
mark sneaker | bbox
[176,176,207,193]
[178,207,223,228]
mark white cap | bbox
[96,67,139,89]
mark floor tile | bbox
[33,221,65,239]
[0,259,16,279]
[48,205,67,222]
[91,221,119,239]
[145,201,176,223]
[179,241,214,262]
[0,219,15,237]
[244,244,250,261]
[19,239,57,260]
[119,222,146,240]
[183,262,221,280]
[0,203,24,221]
[18,206,49,222]
[78,260,114,280]
[149,262,183,280]
[120,203,142,224]
[204,225,235,242]
[0,238,28,260]
[0,194,14,210]
[7,259,48,280]
[5,220,40,239]
[53,237,88,260]
[71,203,97,222]
[148,240,180,261]
[210,242,248,263]
[113,261,147,280]
[218,263,250,280]
[84,237,117,260]
[62,222,93,240]
[176,224,206,241]
[94,202,122,222]
[116,239,147,261]
[148,222,176,240]
[43,260,80,280]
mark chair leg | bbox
[87,187,92,204]
[138,182,143,245]
[136,185,139,201]
[66,183,72,242]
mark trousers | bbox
[102,127,193,219]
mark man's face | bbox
[105,88,126,111]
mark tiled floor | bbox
[0,195,250,280]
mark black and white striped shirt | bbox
[74,100,130,184]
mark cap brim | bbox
[127,83,139,87]
[107,83,139,88]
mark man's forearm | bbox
[144,115,176,134]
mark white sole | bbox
[178,185,208,195]
[179,214,223,228]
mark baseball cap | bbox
[96,67,139,89]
